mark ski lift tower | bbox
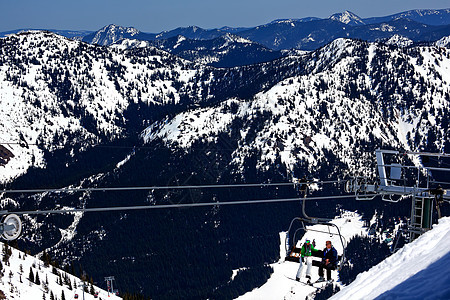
[77,280,87,300]
[105,276,116,296]
[346,149,450,241]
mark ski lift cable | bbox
[1,180,344,194]
[0,141,318,152]
[0,142,37,146]
[2,194,376,216]
[402,151,450,158]
[430,180,450,186]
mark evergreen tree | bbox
[314,283,341,300]
[42,250,51,267]
[339,235,391,285]
[61,290,66,300]
[67,277,72,290]
[70,262,75,276]
[50,291,55,300]
[35,272,41,285]
[28,267,35,283]
[2,244,10,264]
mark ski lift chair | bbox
[285,217,346,271]
[285,192,347,270]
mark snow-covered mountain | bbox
[113,33,285,67]
[384,34,414,47]
[363,8,450,26]
[154,25,225,41]
[236,17,450,50]
[72,9,450,52]
[436,35,450,47]
[1,30,449,298]
[0,242,121,299]
[0,29,93,39]
[0,30,206,182]
[81,24,156,46]
[268,17,323,25]
[143,38,450,178]
[329,11,365,26]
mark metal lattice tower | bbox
[346,149,450,241]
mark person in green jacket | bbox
[295,239,318,284]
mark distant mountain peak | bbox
[329,10,365,25]
[88,24,141,45]
[385,34,414,47]
[436,35,450,48]
[99,24,140,36]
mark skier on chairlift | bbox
[317,240,338,283]
[295,239,318,284]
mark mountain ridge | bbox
[4,8,449,52]
[112,32,286,67]
[0,29,449,299]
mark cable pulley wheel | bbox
[2,214,22,240]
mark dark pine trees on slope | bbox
[339,235,391,285]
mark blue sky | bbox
[1,0,449,32]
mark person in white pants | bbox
[295,239,318,284]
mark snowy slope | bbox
[0,243,121,299]
[0,31,201,183]
[143,38,450,179]
[331,217,450,299]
